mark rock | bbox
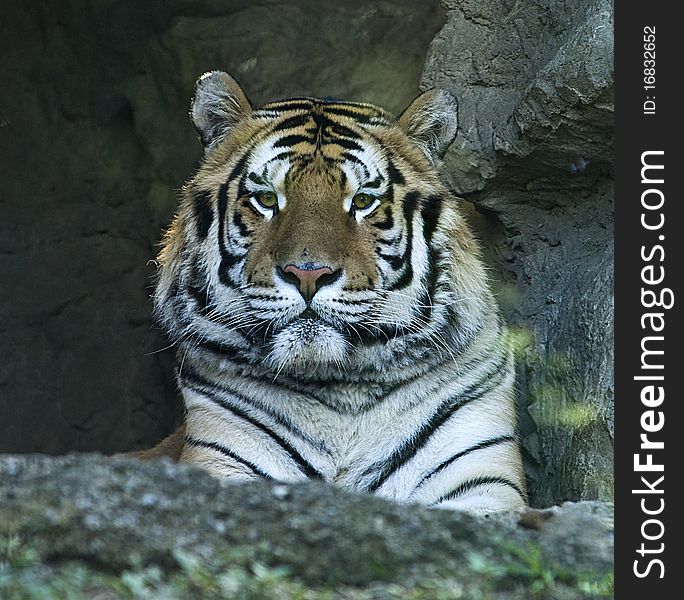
[0,455,613,598]
[421,0,614,506]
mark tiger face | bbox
[155,72,489,378]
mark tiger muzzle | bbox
[277,263,342,303]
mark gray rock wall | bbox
[421,0,614,506]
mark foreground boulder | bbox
[1,455,612,598]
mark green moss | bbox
[0,541,613,600]
[471,541,614,599]
[0,558,467,600]
[0,457,614,600]
[503,325,535,357]
[529,391,602,430]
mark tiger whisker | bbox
[144,340,178,356]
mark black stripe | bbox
[329,122,362,140]
[274,134,312,148]
[330,298,366,307]
[180,368,331,456]
[217,153,251,264]
[415,242,442,327]
[287,153,313,168]
[237,319,270,344]
[322,106,378,122]
[166,280,192,329]
[340,153,370,178]
[338,169,347,191]
[186,283,210,313]
[217,182,245,287]
[364,357,510,492]
[262,100,314,113]
[248,172,266,185]
[311,110,325,130]
[204,390,324,480]
[387,191,420,291]
[415,272,436,327]
[236,179,250,199]
[347,321,404,346]
[194,339,246,362]
[416,435,517,489]
[273,114,312,131]
[193,189,213,240]
[232,211,251,238]
[185,436,273,479]
[364,174,384,189]
[271,150,295,163]
[376,369,431,403]
[387,158,405,185]
[330,137,362,151]
[242,290,286,302]
[319,154,341,168]
[227,153,250,183]
[372,205,394,231]
[377,250,404,270]
[403,190,419,214]
[433,476,526,505]
[222,250,244,269]
[421,195,442,244]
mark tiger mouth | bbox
[299,307,320,321]
[237,306,341,343]
[265,310,350,372]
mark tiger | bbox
[145,70,527,512]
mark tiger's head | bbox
[155,71,492,379]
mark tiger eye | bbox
[352,193,375,210]
[256,191,278,209]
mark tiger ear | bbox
[397,89,458,163]
[191,71,252,149]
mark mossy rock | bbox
[0,455,612,598]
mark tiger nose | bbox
[277,264,342,303]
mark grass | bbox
[468,540,613,598]
[0,528,612,600]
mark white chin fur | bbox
[266,319,349,372]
